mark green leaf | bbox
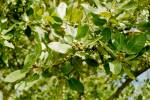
[26,8,34,16]
[113,32,126,52]
[15,80,38,91]
[109,61,122,74]
[123,66,135,79]
[101,28,111,42]
[91,13,107,26]
[64,35,73,44]
[52,16,63,25]
[42,69,52,78]
[61,62,73,75]
[71,56,82,72]
[122,1,137,10]
[76,24,89,39]
[126,34,147,54]
[85,58,99,67]
[104,63,110,74]
[138,22,150,33]
[3,40,15,49]
[48,42,72,54]
[24,26,31,37]
[22,43,42,72]
[22,53,37,72]
[28,73,39,81]
[68,78,84,93]
[4,70,26,82]
[70,8,83,23]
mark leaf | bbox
[26,8,34,16]
[126,34,147,54]
[109,61,122,74]
[76,24,89,39]
[68,78,84,93]
[113,32,126,52]
[61,62,73,75]
[52,16,63,25]
[123,66,135,79]
[56,2,67,19]
[70,8,83,23]
[48,42,72,54]
[138,22,150,33]
[64,35,73,44]
[104,63,110,74]
[24,26,31,37]
[100,11,111,19]
[85,36,102,46]
[71,56,82,72]
[101,28,111,42]
[22,43,42,72]
[42,69,52,78]
[15,80,38,91]
[4,70,26,82]
[85,58,99,67]
[91,13,107,26]
[122,1,137,10]
[4,40,15,49]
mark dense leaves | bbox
[0,0,150,100]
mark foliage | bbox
[0,0,150,100]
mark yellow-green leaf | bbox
[4,70,26,82]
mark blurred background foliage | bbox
[0,0,150,100]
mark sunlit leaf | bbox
[4,40,15,49]
[48,42,72,54]
[109,61,122,74]
[57,2,67,19]
[4,70,26,82]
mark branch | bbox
[108,66,150,100]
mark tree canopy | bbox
[0,0,150,100]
